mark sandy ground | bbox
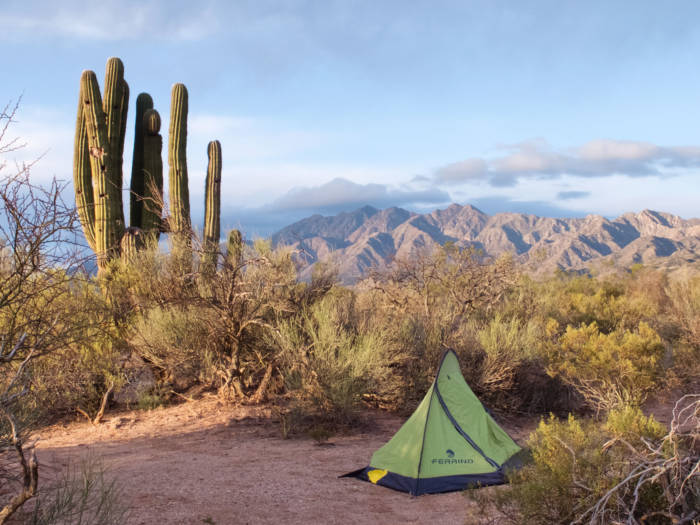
[24,399,536,525]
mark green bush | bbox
[129,305,218,392]
[548,321,665,412]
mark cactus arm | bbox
[73,80,96,251]
[202,140,222,271]
[120,226,145,263]
[81,70,124,269]
[168,83,191,235]
[141,109,163,239]
[102,58,127,230]
[227,229,243,267]
[130,93,154,228]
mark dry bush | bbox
[0,99,108,522]
[116,237,303,401]
[365,244,518,409]
[467,399,696,525]
[273,288,405,426]
[666,275,700,385]
[475,315,537,395]
[20,456,127,525]
[129,305,219,392]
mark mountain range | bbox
[271,204,700,283]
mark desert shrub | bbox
[604,404,666,443]
[136,390,166,411]
[364,245,518,409]
[468,400,697,525]
[476,315,539,393]
[510,271,667,337]
[470,315,577,413]
[22,279,125,421]
[375,313,443,410]
[274,289,402,424]
[22,457,127,525]
[110,237,302,402]
[547,321,665,412]
[666,275,700,384]
[129,305,219,392]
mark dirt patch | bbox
[29,399,535,525]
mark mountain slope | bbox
[271,204,700,282]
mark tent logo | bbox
[432,450,474,465]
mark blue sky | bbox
[1,1,700,236]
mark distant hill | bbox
[271,204,700,283]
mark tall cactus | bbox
[202,140,222,272]
[79,60,127,269]
[73,58,225,275]
[168,83,191,236]
[129,93,154,227]
[103,58,129,215]
[73,83,96,252]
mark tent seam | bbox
[413,384,435,496]
[434,384,501,469]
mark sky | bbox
[1,0,700,237]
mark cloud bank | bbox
[557,190,591,200]
[222,177,450,237]
[0,1,220,41]
[435,139,700,187]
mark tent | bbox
[342,349,522,495]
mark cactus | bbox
[168,83,191,235]
[202,140,222,272]
[73,82,96,251]
[103,57,129,214]
[80,63,127,269]
[73,58,225,275]
[137,108,164,239]
[121,227,146,263]
[227,229,243,267]
[129,93,154,228]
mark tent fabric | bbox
[341,349,522,495]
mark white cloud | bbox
[0,1,220,41]
[0,104,74,184]
[268,177,449,212]
[435,138,700,187]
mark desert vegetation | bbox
[1,59,698,524]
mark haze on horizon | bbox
[1,1,699,237]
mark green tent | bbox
[342,349,522,495]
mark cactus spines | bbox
[202,140,222,271]
[73,80,96,251]
[80,69,126,269]
[130,93,154,228]
[227,229,243,267]
[168,83,191,236]
[140,109,164,238]
[120,226,146,263]
[103,57,128,219]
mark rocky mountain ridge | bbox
[271,204,700,282]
